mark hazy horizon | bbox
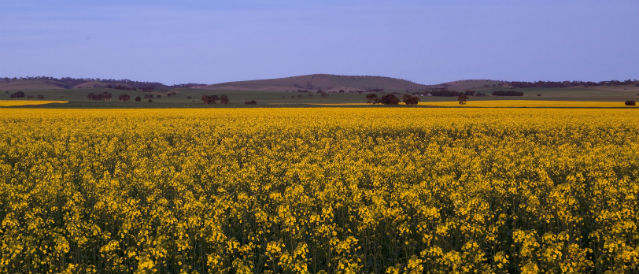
[1,0,637,85]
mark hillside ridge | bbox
[1,75,637,92]
[195,74,429,92]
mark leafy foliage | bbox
[380,94,400,105]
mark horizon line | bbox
[2,74,639,87]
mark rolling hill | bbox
[1,75,636,99]
[0,79,67,90]
[0,77,169,91]
[194,74,429,92]
[428,79,508,91]
[3,75,503,94]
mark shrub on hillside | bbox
[10,91,25,98]
[202,95,219,104]
[119,94,131,102]
[87,92,112,101]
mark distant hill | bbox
[428,80,508,91]
[0,77,169,91]
[1,75,636,94]
[195,74,429,92]
[196,75,521,92]
[196,76,639,92]
[0,79,67,90]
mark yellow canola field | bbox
[0,100,68,106]
[310,100,638,108]
[419,100,638,108]
[0,108,637,274]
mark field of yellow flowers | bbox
[0,100,68,107]
[0,108,637,274]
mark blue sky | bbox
[1,0,637,84]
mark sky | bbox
[1,0,637,85]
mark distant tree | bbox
[366,94,378,103]
[429,89,464,97]
[87,92,112,101]
[148,99,153,103]
[245,100,257,105]
[37,94,44,99]
[135,96,141,102]
[458,94,468,105]
[10,91,25,98]
[380,94,400,105]
[220,94,229,104]
[156,95,161,98]
[339,89,345,93]
[119,94,131,102]
[625,100,636,106]
[202,95,220,104]
[403,94,419,105]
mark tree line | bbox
[366,94,419,105]
[0,76,169,90]
[201,95,229,104]
[508,79,639,88]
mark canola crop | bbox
[416,100,639,108]
[0,100,68,107]
[0,108,637,274]
[309,100,639,108]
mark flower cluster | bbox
[0,108,637,273]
